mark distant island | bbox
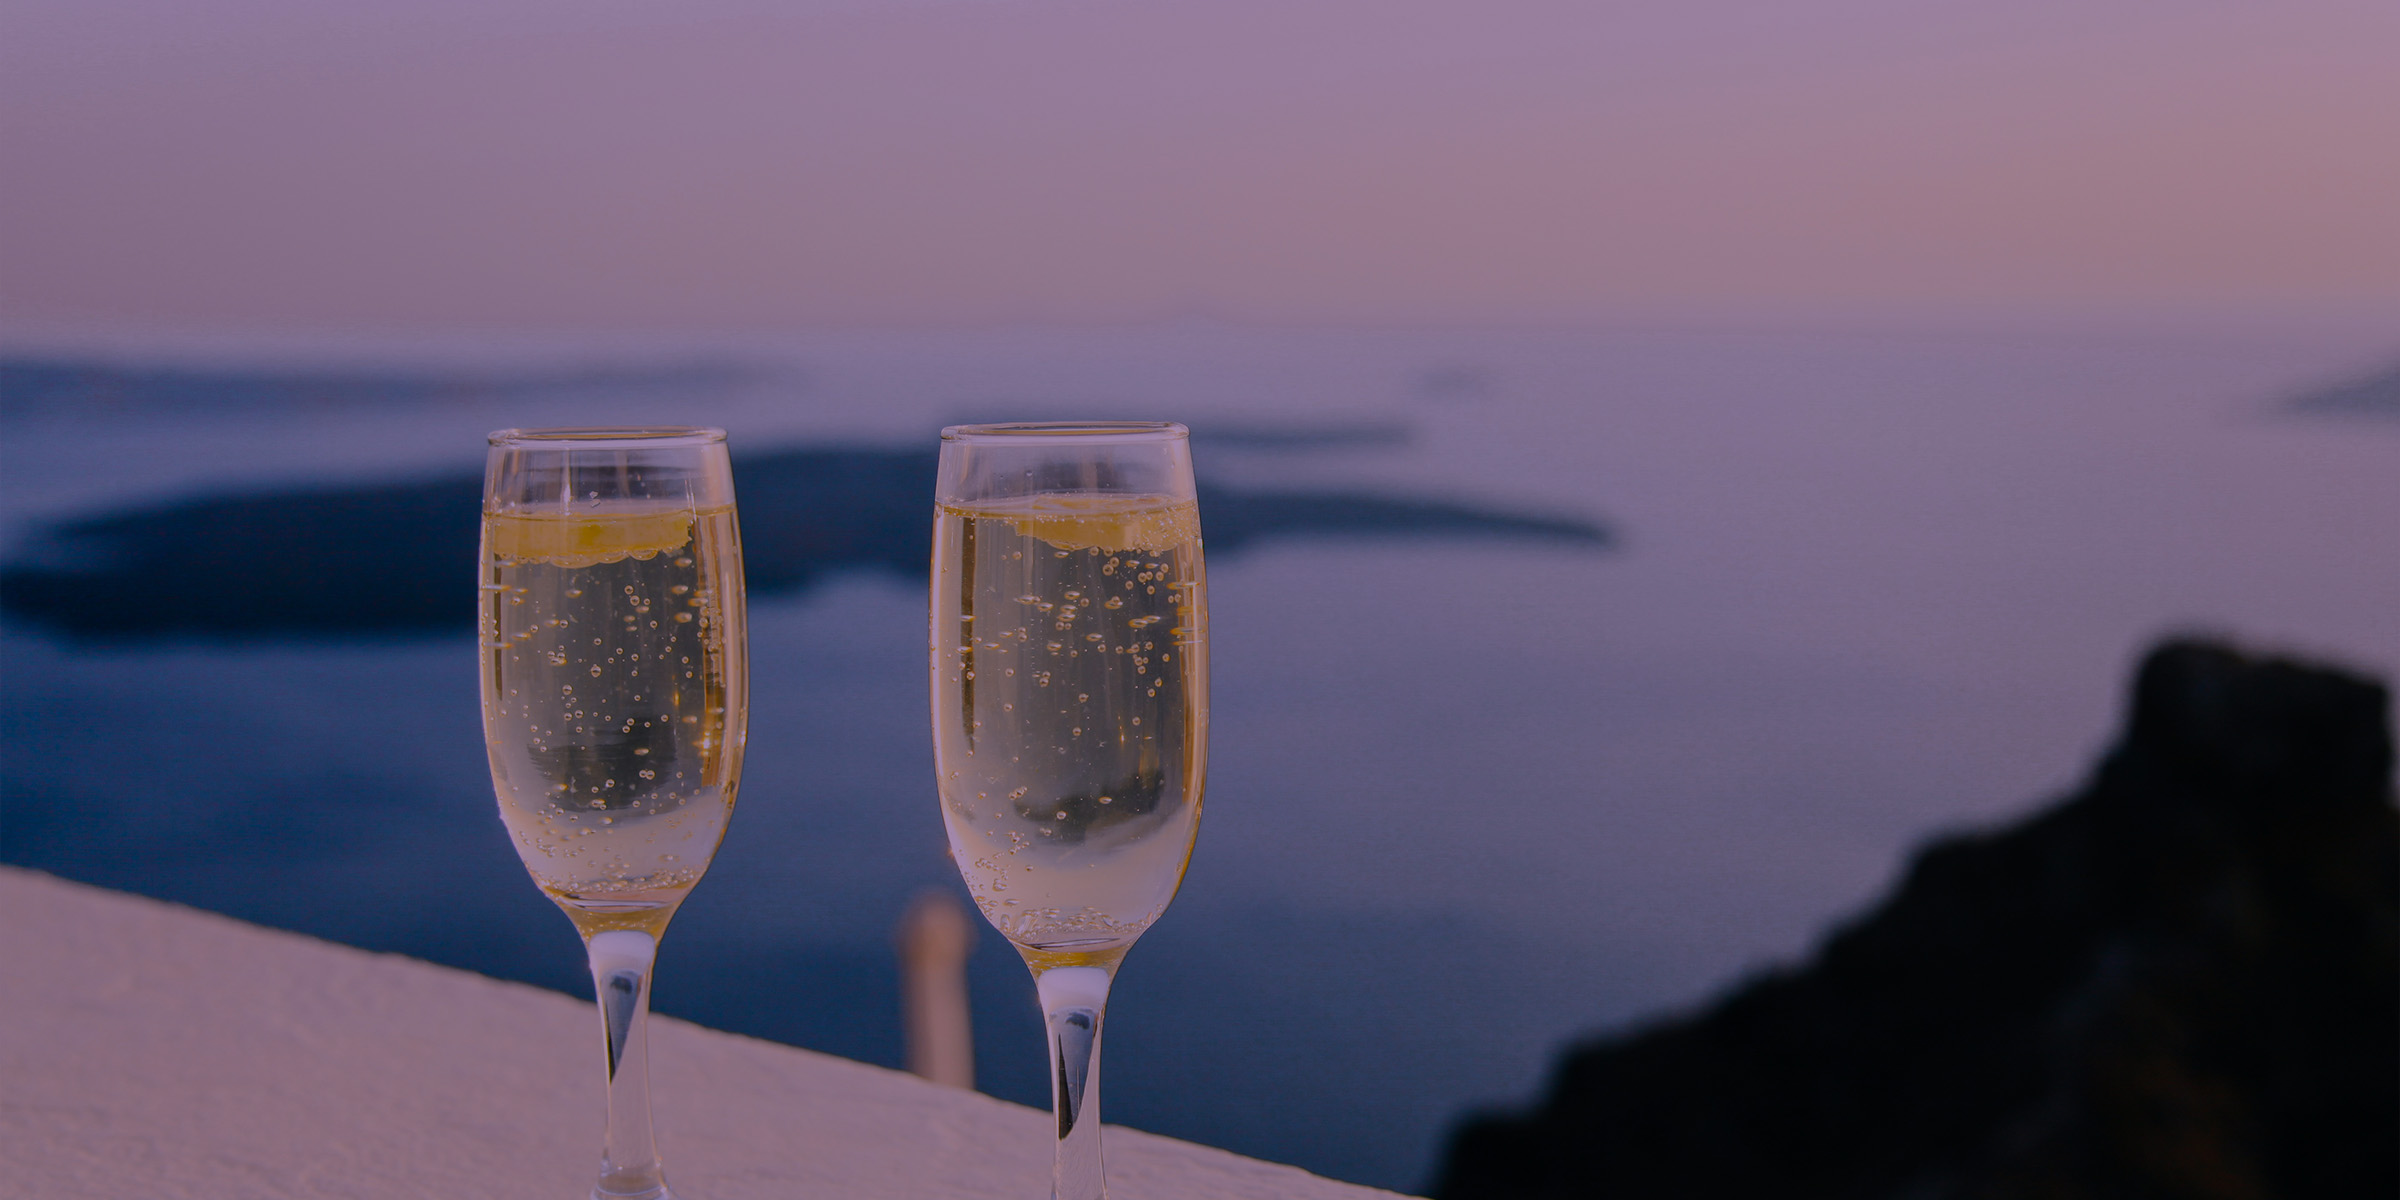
[2286,361,2400,416]
[0,444,1609,641]
[0,357,777,414]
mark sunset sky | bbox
[4,0,2396,331]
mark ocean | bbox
[2,321,2394,1190]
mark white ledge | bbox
[0,868,1406,1200]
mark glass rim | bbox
[940,421,1188,443]
[487,426,727,448]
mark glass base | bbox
[593,1183,678,1200]
[592,1163,677,1200]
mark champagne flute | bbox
[930,422,1208,1200]
[481,428,748,1200]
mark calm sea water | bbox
[3,323,2394,1190]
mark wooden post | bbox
[896,889,976,1089]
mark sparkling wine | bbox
[932,493,1207,959]
[481,504,746,937]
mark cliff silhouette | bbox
[1438,639,2398,1200]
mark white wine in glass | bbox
[482,428,747,1200]
[931,423,1207,1200]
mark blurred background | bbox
[2,0,2395,1192]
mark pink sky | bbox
[3,0,2396,331]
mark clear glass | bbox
[930,422,1208,1200]
[481,427,748,1200]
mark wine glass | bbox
[480,428,748,1200]
[930,422,1209,1200]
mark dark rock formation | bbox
[1438,639,2399,1200]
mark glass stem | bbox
[588,930,672,1200]
[1037,965,1116,1200]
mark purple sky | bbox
[4,0,2396,331]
